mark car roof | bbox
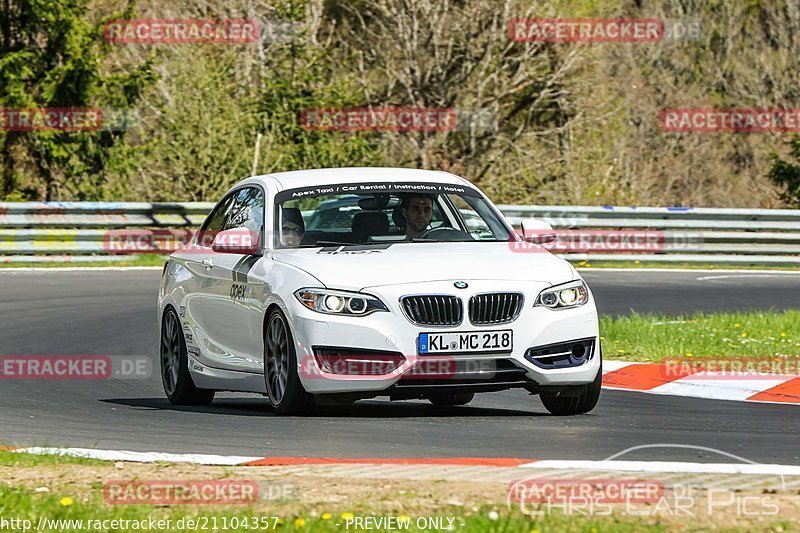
[252,167,473,191]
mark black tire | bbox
[428,392,475,406]
[160,307,215,405]
[540,362,602,415]
[264,308,315,415]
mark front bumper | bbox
[287,279,601,395]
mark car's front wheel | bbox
[264,308,314,415]
[540,363,602,415]
[160,307,215,405]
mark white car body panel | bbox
[271,242,574,289]
[158,167,601,400]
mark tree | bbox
[767,136,800,207]
[0,0,153,200]
[335,0,583,191]
[105,0,383,201]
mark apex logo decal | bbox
[230,283,249,301]
[317,246,382,255]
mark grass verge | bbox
[601,310,800,363]
[1,453,798,531]
[0,448,109,467]
[0,481,726,533]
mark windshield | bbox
[274,182,513,248]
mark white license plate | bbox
[418,330,513,355]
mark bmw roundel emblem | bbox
[454,281,468,289]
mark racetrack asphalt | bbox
[0,269,798,464]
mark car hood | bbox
[270,242,575,290]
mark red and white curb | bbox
[7,448,800,481]
[602,360,800,405]
[519,460,800,476]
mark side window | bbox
[447,194,494,239]
[429,198,446,228]
[224,187,265,241]
[198,194,234,246]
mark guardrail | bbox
[0,202,798,264]
[501,205,800,264]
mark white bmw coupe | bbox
[158,168,601,415]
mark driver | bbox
[402,193,435,240]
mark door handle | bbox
[201,258,213,269]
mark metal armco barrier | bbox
[0,202,798,264]
[0,202,214,228]
[500,205,800,264]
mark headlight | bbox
[294,288,388,316]
[535,280,589,309]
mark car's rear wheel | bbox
[264,308,314,415]
[160,307,215,405]
[540,363,602,415]
[427,392,475,406]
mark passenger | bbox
[281,208,305,247]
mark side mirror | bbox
[521,218,557,244]
[211,228,261,255]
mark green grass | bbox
[0,448,108,467]
[0,482,674,532]
[2,481,796,532]
[0,255,168,268]
[601,310,800,362]
[0,459,796,532]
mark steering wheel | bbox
[418,227,474,241]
